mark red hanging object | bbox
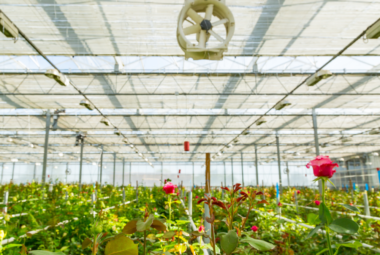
[184,141,190,151]
[177,175,179,178]
[179,169,181,174]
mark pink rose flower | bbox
[306,155,338,178]
[315,200,321,206]
[198,225,205,232]
[297,190,301,195]
[251,226,258,232]
[163,182,177,194]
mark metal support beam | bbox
[255,145,259,186]
[223,161,226,187]
[33,164,36,181]
[231,158,234,185]
[192,162,195,188]
[161,162,163,186]
[286,161,290,188]
[276,135,282,194]
[11,162,15,181]
[312,109,322,194]
[1,164,3,184]
[113,152,116,186]
[122,158,125,187]
[79,137,84,187]
[129,162,132,185]
[42,111,51,184]
[241,152,244,187]
[99,145,104,185]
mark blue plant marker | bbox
[378,170,380,186]
[353,182,356,191]
[365,183,369,191]
[276,183,279,198]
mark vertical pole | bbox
[122,158,125,187]
[363,191,370,217]
[276,135,282,194]
[129,162,132,185]
[3,191,9,214]
[240,152,244,187]
[0,164,3,184]
[42,111,51,184]
[136,180,139,203]
[33,164,36,181]
[188,190,193,231]
[255,144,259,186]
[204,153,211,244]
[11,162,15,182]
[286,161,290,188]
[192,162,195,188]
[161,161,163,186]
[99,145,104,185]
[312,109,323,194]
[113,153,116,186]
[79,137,84,189]
[223,161,226,188]
[294,190,299,214]
[231,158,234,185]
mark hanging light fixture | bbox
[0,11,19,39]
[114,128,121,136]
[306,70,332,86]
[59,152,63,157]
[366,19,380,39]
[184,141,190,151]
[79,99,94,111]
[341,137,353,143]
[100,118,110,126]
[256,117,267,126]
[45,69,70,86]
[274,100,291,110]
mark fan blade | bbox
[184,25,201,35]
[187,9,204,24]
[209,30,225,43]
[199,30,207,48]
[212,18,228,27]
[205,4,214,20]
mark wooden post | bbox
[204,153,211,244]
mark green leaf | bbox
[122,220,138,234]
[162,231,176,239]
[319,202,332,225]
[327,179,336,188]
[240,237,275,251]
[329,218,359,235]
[220,230,239,255]
[306,225,322,239]
[29,251,64,255]
[316,248,329,255]
[104,234,138,255]
[136,214,154,232]
[341,204,360,213]
[333,241,362,255]
[307,213,321,225]
[151,219,167,232]
[3,244,23,250]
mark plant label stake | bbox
[294,190,299,214]
[122,188,125,203]
[3,191,8,214]
[276,194,281,215]
[91,193,96,218]
[49,184,53,192]
[363,191,371,217]
[65,191,68,201]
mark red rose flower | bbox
[163,182,177,194]
[297,190,301,195]
[306,155,338,178]
[251,226,258,232]
[315,200,321,206]
[198,225,205,232]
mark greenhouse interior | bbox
[1,0,380,254]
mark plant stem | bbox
[168,195,172,231]
[322,179,333,255]
[143,231,147,255]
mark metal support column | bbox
[223,161,226,187]
[33,164,36,181]
[42,111,51,184]
[79,137,84,188]
[99,145,104,185]
[276,135,283,194]
[1,164,4,184]
[231,158,234,185]
[161,162,163,186]
[129,162,132,185]
[113,153,116,186]
[241,152,244,187]
[122,158,125,187]
[192,162,195,188]
[286,161,290,188]
[11,162,15,181]
[204,153,211,244]
[255,145,259,186]
[312,109,322,194]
